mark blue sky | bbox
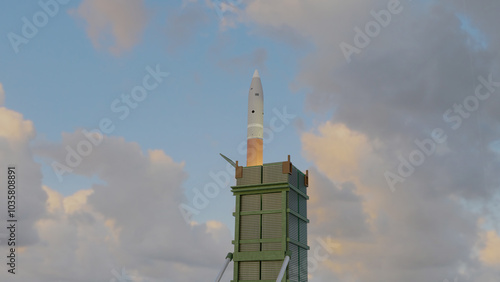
[1,1,500,281]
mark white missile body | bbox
[246,70,264,166]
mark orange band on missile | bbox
[246,138,263,166]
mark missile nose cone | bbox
[253,69,260,78]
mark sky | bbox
[0,0,499,281]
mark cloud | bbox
[301,121,484,281]
[241,0,375,65]
[307,168,369,241]
[27,130,233,281]
[302,122,372,182]
[72,0,149,55]
[455,0,500,50]
[0,90,47,267]
[479,230,500,267]
[0,108,35,146]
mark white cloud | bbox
[241,0,375,63]
[0,107,35,147]
[302,122,372,182]
[27,130,233,281]
[301,122,484,281]
[72,0,149,55]
[479,230,500,267]
[0,91,47,280]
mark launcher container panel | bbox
[231,157,309,282]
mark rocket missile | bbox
[247,69,264,166]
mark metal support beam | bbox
[276,255,290,282]
[215,252,233,282]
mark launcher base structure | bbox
[228,155,309,282]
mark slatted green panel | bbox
[299,248,308,282]
[261,241,282,251]
[298,172,307,194]
[263,164,288,184]
[237,166,262,186]
[288,243,299,282]
[240,243,260,252]
[262,192,281,210]
[240,214,260,240]
[261,260,283,280]
[241,194,260,212]
[289,214,299,241]
[298,195,307,218]
[289,190,298,212]
[239,261,260,280]
[262,213,282,239]
[299,219,307,245]
[289,166,298,188]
